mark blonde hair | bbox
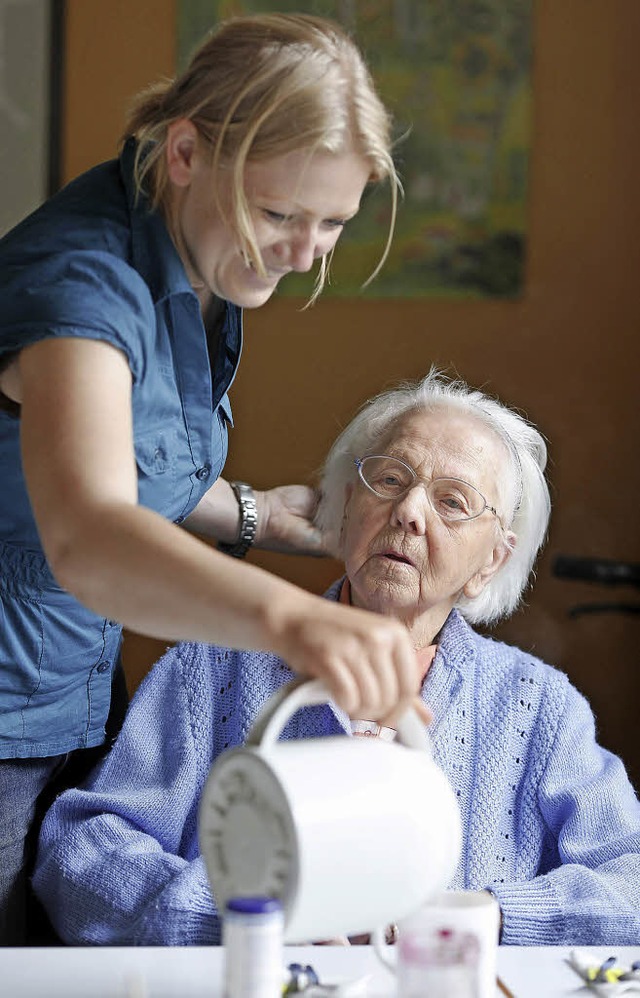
[123,13,400,303]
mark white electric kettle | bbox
[198,678,461,943]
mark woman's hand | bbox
[380,698,432,729]
[186,482,326,556]
[270,592,420,720]
[254,484,325,556]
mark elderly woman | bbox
[33,370,640,946]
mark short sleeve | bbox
[0,249,155,383]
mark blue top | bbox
[32,583,640,946]
[0,140,242,759]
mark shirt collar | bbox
[119,137,195,304]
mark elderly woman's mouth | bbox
[378,550,416,568]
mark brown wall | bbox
[63,0,640,786]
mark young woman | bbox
[0,14,419,943]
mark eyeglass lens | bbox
[358,456,485,521]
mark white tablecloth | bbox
[0,943,639,997]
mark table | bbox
[1,944,639,996]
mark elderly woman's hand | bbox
[254,485,327,556]
[273,592,420,720]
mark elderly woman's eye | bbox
[371,473,403,494]
[362,457,413,495]
[380,467,412,491]
[438,493,469,515]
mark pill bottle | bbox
[223,896,284,998]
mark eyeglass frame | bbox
[354,455,503,527]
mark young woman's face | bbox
[166,126,371,309]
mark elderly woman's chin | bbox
[351,568,433,619]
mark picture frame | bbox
[177,0,534,299]
[0,0,63,235]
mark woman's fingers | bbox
[254,485,326,555]
[345,616,418,719]
[280,598,422,720]
[380,695,433,730]
[312,656,362,716]
[412,697,433,725]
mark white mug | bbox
[375,889,500,998]
[199,678,462,943]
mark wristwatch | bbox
[218,481,258,559]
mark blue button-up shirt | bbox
[0,140,242,757]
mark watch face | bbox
[199,749,298,914]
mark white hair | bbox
[316,368,551,626]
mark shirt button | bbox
[195,465,211,481]
[96,661,111,674]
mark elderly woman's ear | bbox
[338,484,354,548]
[312,485,352,560]
[331,490,353,560]
[462,530,516,600]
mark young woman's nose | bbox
[287,226,319,273]
[390,485,429,535]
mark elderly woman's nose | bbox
[390,486,428,534]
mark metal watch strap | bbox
[218,481,258,559]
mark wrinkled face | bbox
[166,125,370,309]
[342,408,513,632]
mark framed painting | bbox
[0,0,62,235]
[177,0,533,299]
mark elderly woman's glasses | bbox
[355,455,500,524]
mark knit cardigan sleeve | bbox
[32,644,221,946]
[493,679,640,945]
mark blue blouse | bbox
[0,140,242,758]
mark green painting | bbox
[177,0,533,299]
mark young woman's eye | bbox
[262,209,288,223]
[324,218,346,230]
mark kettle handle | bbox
[246,677,432,755]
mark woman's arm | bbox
[18,336,418,719]
[33,644,220,945]
[490,687,640,945]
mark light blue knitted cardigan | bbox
[33,581,640,946]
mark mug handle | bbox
[371,924,396,973]
[246,677,432,755]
